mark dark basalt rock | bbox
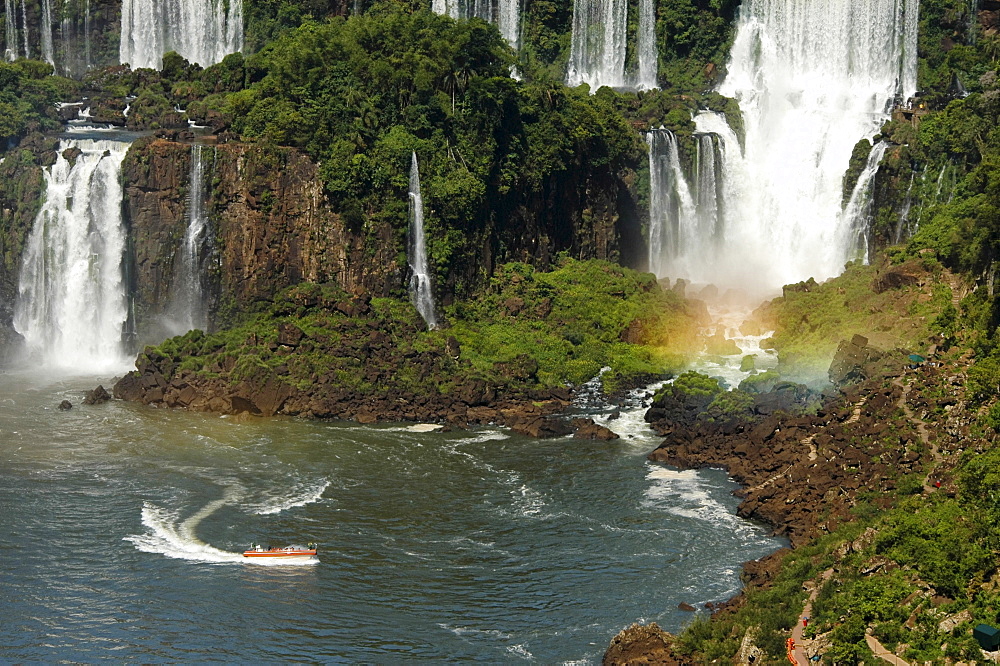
[83,385,111,405]
[58,400,72,410]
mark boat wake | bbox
[249,478,330,515]
[125,483,320,565]
[124,500,244,564]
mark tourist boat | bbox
[242,543,318,562]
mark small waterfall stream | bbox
[14,139,131,372]
[840,140,889,264]
[120,0,243,69]
[165,144,212,335]
[408,152,438,329]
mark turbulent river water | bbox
[0,370,782,662]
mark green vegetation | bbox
[146,259,701,399]
[746,260,951,382]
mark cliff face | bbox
[123,136,639,344]
[123,137,402,343]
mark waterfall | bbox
[655,0,921,295]
[567,0,628,89]
[166,144,212,335]
[13,140,131,372]
[645,129,696,277]
[635,0,657,89]
[120,0,243,70]
[408,152,438,329]
[4,0,16,60]
[40,0,53,65]
[432,0,520,50]
[567,0,658,90]
[84,0,91,69]
[497,0,520,50]
[840,141,889,264]
[19,0,28,59]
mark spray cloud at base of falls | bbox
[13,139,132,373]
[408,152,438,329]
[566,0,658,91]
[646,0,919,297]
[120,0,244,70]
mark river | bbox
[0,370,782,662]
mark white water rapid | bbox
[165,144,212,335]
[120,0,243,70]
[648,0,919,297]
[432,0,520,50]
[408,152,438,329]
[567,0,658,90]
[14,139,131,373]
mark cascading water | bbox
[19,0,28,59]
[407,152,438,329]
[645,129,695,277]
[165,144,212,335]
[567,0,627,89]
[432,0,520,50]
[120,0,243,70]
[567,0,658,90]
[652,0,919,296]
[14,139,131,372]
[40,0,53,65]
[840,140,889,264]
[635,0,657,89]
[4,0,16,60]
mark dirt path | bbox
[788,569,832,664]
[865,635,912,665]
[892,377,942,492]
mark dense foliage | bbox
[147,258,701,397]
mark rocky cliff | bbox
[123,134,640,344]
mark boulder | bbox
[83,385,111,405]
[58,400,73,410]
[603,623,690,666]
[510,416,573,438]
[571,418,620,441]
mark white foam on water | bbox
[643,465,754,535]
[507,644,533,660]
[125,501,243,563]
[251,478,330,516]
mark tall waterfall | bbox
[19,0,28,59]
[646,130,694,277]
[432,0,520,50]
[120,0,243,70]
[40,0,53,65]
[165,144,212,335]
[408,152,438,329]
[649,0,920,295]
[4,0,16,60]
[14,140,131,372]
[567,0,658,90]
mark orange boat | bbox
[242,543,318,562]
